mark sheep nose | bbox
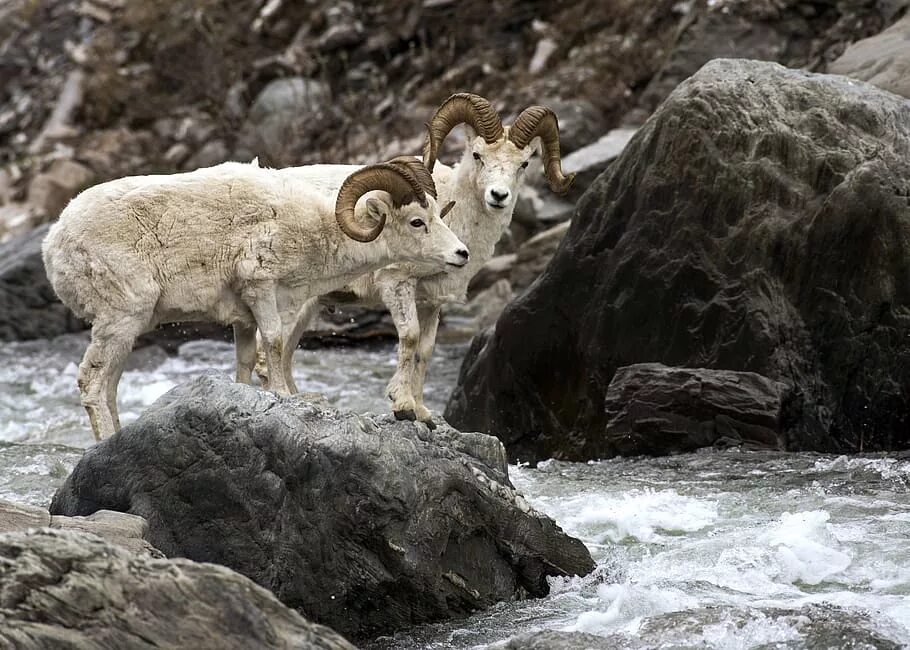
[490,188,510,202]
[456,248,469,260]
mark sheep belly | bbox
[152,279,254,327]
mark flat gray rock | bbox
[51,375,594,641]
[0,528,354,649]
[0,500,50,531]
[829,13,910,99]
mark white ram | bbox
[255,93,574,426]
[42,157,468,440]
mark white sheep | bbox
[42,156,468,440]
[255,93,574,425]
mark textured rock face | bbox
[602,364,786,457]
[0,529,355,650]
[51,375,594,640]
[0,225,86,341]
[446,59,910,460]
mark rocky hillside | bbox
[1,0,903,242]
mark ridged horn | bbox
[385,156,437,201]
[422,93,504,172]
[508,105,575,195]
[335,159,429,243]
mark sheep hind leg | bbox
[105,358,126,433]
[411,304,442,428]
[79,314,147,441]
[380,281,420,422]
[234,323,257,385]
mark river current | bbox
[1,334,908,649]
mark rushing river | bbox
[2,334,909,649]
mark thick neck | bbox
[318,210,396,283]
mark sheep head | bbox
[422,93,574,216]
[335,157,469,269]
[334,157,434,242]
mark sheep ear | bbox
[364,197,391,226]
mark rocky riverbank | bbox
[49,375,593,642]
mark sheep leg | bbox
[234,323,257,385]
[78,315,145,441]
[244,285,291,396]
[105,359,126,433]
[380,281,420,421]
[411,304,442,428]
[253,330,270,389]
[279,296,320,394]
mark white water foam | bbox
[545,488,718,544]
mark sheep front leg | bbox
[243,284,291,397]
[234,323,257,385]
[411,304,442,427]
[379,281,420,421]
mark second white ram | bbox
[253,93,573,425]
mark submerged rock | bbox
[446,59,910,460]
[50,375,594,640]
[0,529,354,649]
[486,630,618,649]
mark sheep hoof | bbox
[394,409,417,422]
[423,418,437,431]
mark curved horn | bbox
[335,161,427,243]
[386,156,437,201]
[422,93,504,172]
[508,105,575,195]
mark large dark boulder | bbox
[446,59,910,461]
[50,375,593,641]
[0,528,354,649]
[0,224,85,341]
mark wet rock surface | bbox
[0,529,355,650]
[50,374,594,640]
[602,364,787,457]
[446,59,910,460]
[485,630,617,649]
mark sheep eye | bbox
[472,152,482,161]
[410,218,425,228]
[520,160,529,169]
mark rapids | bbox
[1,334,908,648]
